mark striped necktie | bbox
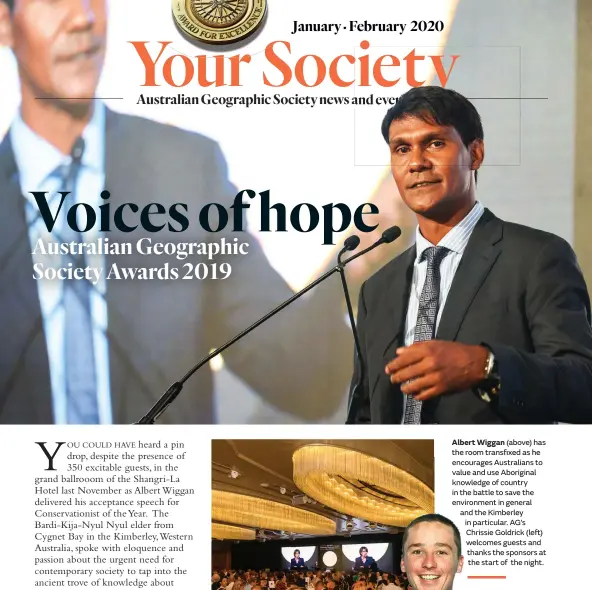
[402,246,449,425]
[58,139,99,424]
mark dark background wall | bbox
[212,533,403,573]
[213,540,233,571]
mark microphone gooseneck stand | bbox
[135,226,402,424]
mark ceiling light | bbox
[212,523,255,541]
[293,445,434,527]
[212,490,336,535]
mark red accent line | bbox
[468,576,507,579]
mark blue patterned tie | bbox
[58,142,99,424]
[402,246,449,425]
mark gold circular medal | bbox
[192,0,248,28]
[172,0,267,45]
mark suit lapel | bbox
[0,134,53,421]
[103,110,172,423]
[436,208,503,341]
[372,247,414,422]
[103,110,135,423]
[0,135,25,270]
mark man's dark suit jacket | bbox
[290,557,305,570]
[0,109,350,424]
[354,556,377,571]
[347,208,592,424]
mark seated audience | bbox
[213,568,409,590]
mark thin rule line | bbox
[35,97,124,100]
[519,45,522,167]
[468,575,507,579]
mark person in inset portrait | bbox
[348,85,592,425]
[290,549,306,570]
[354,546,377,572]
[401,514,464,590]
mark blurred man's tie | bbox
[58,138,99,424]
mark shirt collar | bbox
[414,201,485,262]
[9,100,106,191]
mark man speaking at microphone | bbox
[347,86,592,425]
[0,0,352,424]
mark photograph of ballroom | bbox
[211,439,435,589]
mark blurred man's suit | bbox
[347,208,592,424]
[0,108,350,424]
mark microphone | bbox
[342,234,361,253]
[381,225,402,243]
[71,137,85,164]
[336,236,363,398]
[341,225,401,267]
[136,226,402,424]
[341,226,402,425]
[64,137,85,207]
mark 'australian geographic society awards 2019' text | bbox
[31,238,245,284]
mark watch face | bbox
[478,389,493,403]
[485,351,495,377]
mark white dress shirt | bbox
[9,102,113,424]
[404,201,485,345]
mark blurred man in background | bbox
[0,0,352,424]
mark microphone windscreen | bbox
[344,235,361,251]
[71,137,85,162]
[382,226,402,244]
[382,225,401,244]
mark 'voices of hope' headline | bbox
[31,188,380,245]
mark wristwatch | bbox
[474,345,501,403]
